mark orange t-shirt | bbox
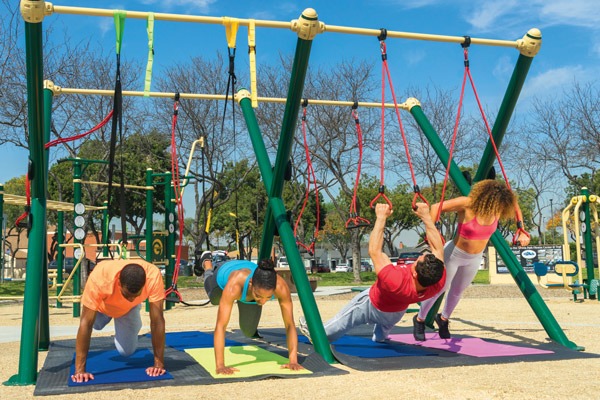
[81,259,165,318]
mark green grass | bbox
[0,281,26,296]
[311,272,376,286]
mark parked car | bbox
[277,256,289,268]
[360,261,373,272]
[48,257,96,275]
[311,263,330,273]
[335,264,351,272]
[396,252,421,266]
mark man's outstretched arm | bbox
[414,202,444,261]
[370,203,393,275]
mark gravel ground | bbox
[1,283,598,400]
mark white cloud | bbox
[537,0,600,29]
[521,65,587,99]
[404,49,426,66]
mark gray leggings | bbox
[94,304,142,357]
[204,267,262,338]
[324,288,406,343]
[417,241,483,320]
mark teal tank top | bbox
[215,260,258,304]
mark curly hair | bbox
[251,259,277,291]
[468,179,516,220]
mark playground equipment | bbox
[11,1,582,388]
[533,187,599,301]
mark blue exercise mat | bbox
[149,330,244,350]
[68,348,173,387]
[300,335,436,358]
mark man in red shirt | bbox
[301,202,445,343]
[71,259,166,383]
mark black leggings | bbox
[204,266,263,337]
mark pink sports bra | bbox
[456,217,498,241]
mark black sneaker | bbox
[435,314,451,339]
[193,251,212,276]
[412,315,426,341]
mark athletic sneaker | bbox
[299,316,313,344]
[193,251,212,276]
[435,313,451,339]
[412,315,426,341]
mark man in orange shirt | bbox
[71,259,166,383]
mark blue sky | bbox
[3,0,599,243]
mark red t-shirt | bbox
[369,264,446,312]
[81,259,165,318]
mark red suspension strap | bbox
[371,29,427,211]
[14,163,32,229]
[461,39,530,245]
[45,110,114,149]
[293,100,321,255]
[165,93,185,301]
[346,103,370,229]
[434,41,471,227]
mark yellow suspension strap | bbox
[247,19,258,107]
[144,12,155,96]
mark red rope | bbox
[345,107,370,229]
[435,48,469,224]
[294,105,320,255]
[45,110,114,149]
[462,47,530,245]
[370,39,427,210]
[165,95,185,298]
[14,175,31,228]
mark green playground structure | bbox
[7,1,585,387]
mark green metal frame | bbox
[407,51,580,350]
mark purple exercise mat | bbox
[388,333,554,357]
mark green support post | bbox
[7,3,47,385]
[145,168,154,264]
[56,211,64,308]
[39,82,54,351]
[581,188,596,288]
[236,8,333,364]
[164,173,175,310]
[102,201,109,257]
[409,97,580,350]
[72,159,82,317]
[473,30,540,182]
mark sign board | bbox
[495,245,563,274]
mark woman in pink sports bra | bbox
[413,179,530,340]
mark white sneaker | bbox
[299,316,312,344]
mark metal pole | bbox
[473,35,539,182]
[7,1,47,385]
[56,211,64,308]
[550,198,555,244]
[237,8,335,362]
[72,160,82,317]
[581,188,596,284]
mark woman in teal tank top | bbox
[201,257,303,375]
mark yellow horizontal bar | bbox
[55,87,410,109]
[74,179,153,191]
[1,193,105,211]
[324,25,517,48]
[51,5,290,29]
[49,5,518,47]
